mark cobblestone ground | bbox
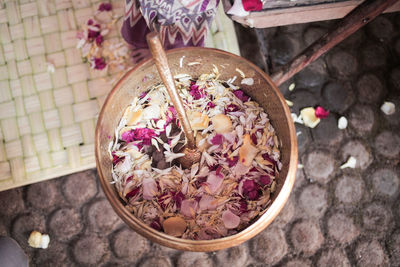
[0,13,399,267]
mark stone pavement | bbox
[0,12,400,267]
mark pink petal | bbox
[222,210,240,229]
[180,199,198,218]
[199,195,218,211]
[232,161,251,177]
[211,134,223,145]
[205,171,224,194]
[142,178,157,200]
[315,106,330,119]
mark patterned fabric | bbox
[121,0,219,62]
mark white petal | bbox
[380,101,395,115]
[338,116,348,129]
[340,156,357,169]
[241,77,254,85]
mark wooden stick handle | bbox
[270,0,398,86]
[146,32,196,149]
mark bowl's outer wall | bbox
[95,47,298,251]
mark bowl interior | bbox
[95,47,297,251]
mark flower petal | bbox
[222,210,240,229]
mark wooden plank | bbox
[224,0,400,28]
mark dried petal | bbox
[93,57,106,70]
[199,195,218,211]
[315,106,330,119]
[98,2,112,11]
[162,217,186,237]
[205,171,224,194]
[188,111,210,131]
[142,178,158,200]
[180,199,198,218]
[233,90,250,102]
[211,134,223,145]
[239,134,259,166]
[300,107,320,128]
[212,114,233,134]
[222,210,240,229]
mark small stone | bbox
[273,196,295,225]
[250,226,288,265]
[340,140,372,170]
[215,244,248,267]
[348,104,376,136]
[362,202,394,238]
[303,26,326,46]
[317,248,350,267]
[140,256,172,267]
[303,150,335,184]
[321,81,354,113]
[390,67,400,91]
[49,208,83,242]
[35,240,70,266]
[374,130,400,159]
[269,35,300,66]
[339,28,365,48]
[26,181,58,210]
[283,258,312,267]
[294,59,326,88]
[177,252,213,267]
[327,212,359,244]
[395,38,400,57]
[0,188,24,217]
[293,168,306,191]
[151,242,179,256]
[311,115,344,146]
[327,50,358,77]
[361,44,387,69]
[62,170,98,205]
[367,15,393,40]
[11,213,46,251]
[290,220,324,256]
[299,184,328,218]
[0,219,7,236]
[387,230,400,266]
[335,175,365,204]
[72,235,108,265]
[87,198,124,234]
[111,228,150,261]
[356,73,384,104]
[355,240,388,267]
[370,168,399,198]
[295,124,311,155]
[288,89,319,114]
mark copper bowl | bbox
[95,47,297,252]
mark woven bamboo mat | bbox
[0,0,240,191]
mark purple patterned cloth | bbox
[121,0,219,62]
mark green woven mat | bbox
[0,0,239,191]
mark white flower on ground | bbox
[338,116,348,129]
[380,101,395,115]
[28,231,50,249]
[340,156,357,169]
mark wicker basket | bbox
[95,47,298,252]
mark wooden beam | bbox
[270,0,399,86]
